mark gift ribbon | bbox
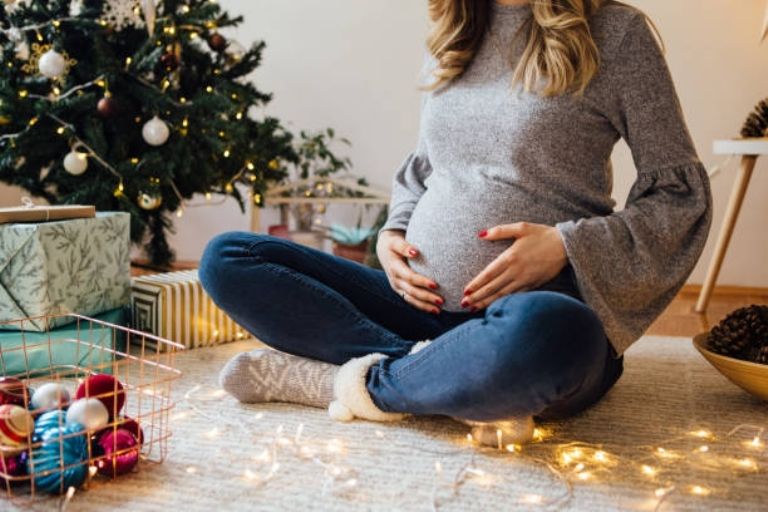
[20,196,50,221]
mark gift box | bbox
[131,269,247,349]
[0,212,131,331]
[0,307,128,377]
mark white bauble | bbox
[142,116,170,146]
[66,398,109,430]
[30,383,71,411]
[63,150,88,176]
[38,49,67,79]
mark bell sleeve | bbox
[554,12,714,354]
[378,51,436,235]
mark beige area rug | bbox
[9,335,768,511]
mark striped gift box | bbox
[131,270,247,349]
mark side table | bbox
[695,138,768,313]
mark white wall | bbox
[2,0,767,287]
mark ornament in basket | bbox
[0,313,183,502]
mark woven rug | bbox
[8,335,768,511]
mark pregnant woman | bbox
[199,0,712,445]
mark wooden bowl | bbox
[692,332,768,402]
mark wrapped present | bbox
[0,212,131,332]
[0,307,128,377]
[131,270,246,349]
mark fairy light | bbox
[205,192,212,201]
[691,429,713,439]
[180,96,187,104]
[594,450,607,462]
[28,116,38,126]
[52,20,61,28]
[744,436,764,450]
[206,85,214,93]
[690,485,711,496]
[236,111,243,120]
[130,157,140,165]
[223,149,231,158]
[697,445,709,453]
[18,89,28,98]
[176,209,184,218]
[56,126,66,135]
[736,457,758,470]
[521,494,544,505]
[576,471,591,481]
[125,56,132,66]
[641,465,657,477]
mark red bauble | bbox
[97,96,120,118]
[159,52,180,72]
[76,375,125,420]
[207,33,227,52]
[119,416,144,446]
[95,428,139,477]
[0,378,27,407]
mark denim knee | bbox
[483,291,607,386]
[199,231,259,303]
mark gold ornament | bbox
[0,115,10,126]
[268,159,280,170]
[137,191,163,210]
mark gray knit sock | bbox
[219,348,338,408]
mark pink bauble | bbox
[96,429,139,477]
[0,378,28,407]
[0,452,26,484]
[118,416,144,446]
[76,375,125,420]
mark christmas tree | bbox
[0,0,300,266]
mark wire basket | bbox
[0,313,184,502]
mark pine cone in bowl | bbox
[706,305,768,362]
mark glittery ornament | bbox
[96,428,139,476]
[33,410,67,441]
[102,0,146,31]
[75,375,125,420]
[0,404,34,453]
[30,383,70,412]
[142,115,170,146]
[66,398,109,431]
[27,422,88,494]
[137,191,163,210]
[0,377,28,407]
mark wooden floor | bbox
[130,260,768,338]
[646,285,768,337]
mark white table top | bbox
[713,138,768,155]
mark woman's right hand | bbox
[377,229,444,314]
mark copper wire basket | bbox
[0,313,184,502]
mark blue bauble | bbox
[32,410,67,441]
[27,422,88,494]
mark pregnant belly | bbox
[404,187,515,312]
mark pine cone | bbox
[741,99,768,138]
[753,345,768,365]
[706,305,768,359]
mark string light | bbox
[18,89,29,98]
[206,86,214,93]
[690,485,711,496]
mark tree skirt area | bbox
[8,336,768,511]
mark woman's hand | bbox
[377,229,444,314]
[461,222,567,311]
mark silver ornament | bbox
[63,150,88,175]
[142,115,170,146]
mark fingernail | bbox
[461,300,470,308]
[432,308,440,315]
[429,282,438,289]
[477,229,487,238]
[463,289,472,295]
[434,298,444,305]
[408,248,418,256]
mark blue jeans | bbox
[199,231,624,422]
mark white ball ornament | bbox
[66,398,109,430]
[38,49,68,79]
[142,116,170,146]
[30,383,71,411]
[63,150,88,176]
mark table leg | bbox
[695,155,758,313]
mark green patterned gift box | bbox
[0,212,131,332]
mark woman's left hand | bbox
[461,222,568,311]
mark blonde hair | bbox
[423,0,660,96]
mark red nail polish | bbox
[461,301,469,308]
[408,249,418,256]
[429,283,438,289]
[477,229,487,238]
[463,289,472,295]
[435,298,444,305]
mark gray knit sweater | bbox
[378,0,713,357]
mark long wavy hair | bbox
[423,0,660,96]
